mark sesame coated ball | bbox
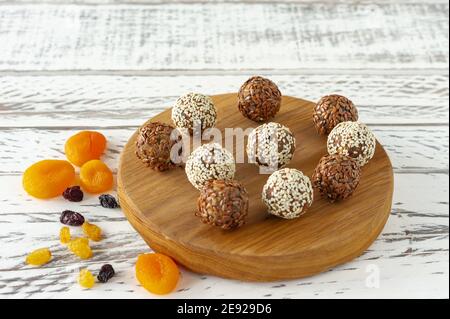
[185,143,236,190]
[197,179,249,230]
[262,168,313,219]
[313,94,358,135]
[171,93,217,133]
[327,121,376,167]
[237,76,282,122]
[247,122,296,170]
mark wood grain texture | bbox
[0,74,448,127]
[0,3,448,71]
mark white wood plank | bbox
[2,1,449,4]
[0,173,447,298]
[0,74,448,127]
[0,3,447,71]
[0,126,447,174]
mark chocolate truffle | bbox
[313,94,358,135]
[312,154,361,202]
[171,93,217,133]
[327,121,376,167]
[197,179,249,230]
[247,122,296,170]
[262,168,313,219]
[237,76,282,122]
[135,121,181,171]
[185,143,235,190]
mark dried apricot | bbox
[26,248,52,266]
[60,227,71,244]
[22,160,75,199]
[80,160,113,194]
[135,253,179,295]
[68,237,92,259]
[65,131,107,167]
[82,222,102,241]
[78,268,95,289]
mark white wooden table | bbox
[0,0,448,299]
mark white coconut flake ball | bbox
[262,168,313,219]
[171,93,217,132]
[247,122,296,169]
[185,143,236,190]
[327,121,376,167]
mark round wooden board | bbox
[117,94,394,282]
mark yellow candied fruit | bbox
[78,268,95,289]
[82,222,102,242]
[60,226,71,244]
[26,248,52,266]
[68,237,92,259]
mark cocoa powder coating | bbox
[237,76,282,122]
[312,154,361,203]
[313,94,358,135]
[197,179,249,230]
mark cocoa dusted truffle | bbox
[185,143,235,190]
[237,76,282,122]
[312,154,361,202]
[135,121,181,171]
[197,179,249,230]
[327,121,376,167]
[247,122,296,170]
[313,94,358,135]
[262,168,313,219]
[171,93,217,133]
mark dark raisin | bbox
[99,194,119,209]
[62,186,84,202]
[97,264,115,283]
[60,210,85,226]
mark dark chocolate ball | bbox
[237,76,282,122]
[313,94,358,135]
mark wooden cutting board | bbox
[117,93,393,282]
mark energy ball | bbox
[135,121,182,171]
[313,94,358,135]
[247,122,296,170]
[185,143,236,190]
[237,76,282,122]
[197,179,249,230]
[327,121,376,167]
[171,93,217,133]
[262,168,313,219]
[312,154,361,202]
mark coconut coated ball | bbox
[171,93,217,133]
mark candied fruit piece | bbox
[60,227,71,244]
[99,194,119,208]
[97,264,115,283]
[60,210,85,226]
[78,268,95,289]
[26,248,52,266]
[22,160,75,199]
[68,237,92,259]
[80,160,113,194]
[135,253,179,295]
[65,131,107,167]
[82,222,102,242]
[62,186,84,202]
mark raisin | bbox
[68,237,92,259]
[60,210,85,226]
[62,186,84,202]
[99,194,119,208]
[82,221,102,241]
[26,248,52,266]
[60,226,71,244]
[97,264,115,283]
[78,268,95,289]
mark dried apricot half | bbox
[65,131,107,167]
[80,160,113,194]
[23,160,75,199]
[135,253,180,295]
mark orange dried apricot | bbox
[135,253,179,295]
[26,248,52,266]
[80,160,113,194]
[82,221,102,242]
[23,160,75,199]
[65,131,107,167]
